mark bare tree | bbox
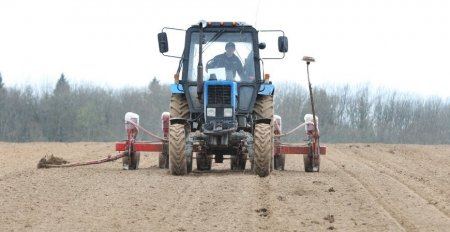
[0,72,4,89]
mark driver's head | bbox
[225,42,235,57]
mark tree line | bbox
[0,74,170,142]
[275,82,450,144]
[1,73,449,144]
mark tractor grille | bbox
[208,85,232,105]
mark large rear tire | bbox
[169,124,187,175]
[253,95,274,177]
[254,95,274,120]
[169,93,190,175]
[254,123,272,177]
[170,94,189,119]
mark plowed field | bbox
[1,142,449,231]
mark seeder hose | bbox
[126,119,167,142]
[275,122,308,138]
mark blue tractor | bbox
[158,21,288,177]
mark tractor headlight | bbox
[207,108,216,117]
[224,108,233,117]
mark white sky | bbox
[1,0,450,98]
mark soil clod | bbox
[324,214,335,223]
[256,207,270,217]
[37,155,68,169]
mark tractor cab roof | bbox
[195,21,248,27]
[189,21,255,31]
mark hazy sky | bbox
[1,0,449,97]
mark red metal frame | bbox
[275,143,326,155]
[117,112,326,155]
[116,141,164,152]
[116,141,326,155]
[116,141,205,152]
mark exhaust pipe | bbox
[197,20,207,99]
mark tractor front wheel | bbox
[196,151,212,171]
[170,94,189,119]
[231,153,247,170]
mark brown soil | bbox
[1,142,449,231]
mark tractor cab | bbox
[158,21,288,132]
[184,23,260,83]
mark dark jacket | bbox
[206,53,244,80]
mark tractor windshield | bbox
[187,32,255,82]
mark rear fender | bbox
[254,118,271,125]
[170,118,189,126]
[258,84,274,96]
[170,84,184,94]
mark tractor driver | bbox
[206,42,244,81]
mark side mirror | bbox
[278,36,288,53]
[158,32,169,53]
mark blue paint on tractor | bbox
[170,84,184,94]
[258,84,274,96]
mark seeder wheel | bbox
[303,147,320,172]
[158,142,169,169]
[274,154,286,170]
[122,151,140,170]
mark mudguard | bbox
[170,84,184,94]
[258,84,274,96]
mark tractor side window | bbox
[242,50,255,82]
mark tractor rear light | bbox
[206,21,241,27]
[224,108,233,117]
[207,108,216,117]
